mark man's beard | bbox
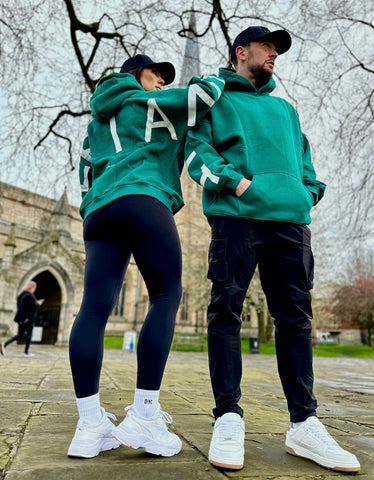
[251,65,272,87]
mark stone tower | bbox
[174,10,216,333]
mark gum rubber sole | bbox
[286,446,360,473]
[209,459,243,470]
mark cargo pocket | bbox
[207,238,228,283]
[302,226,314,290]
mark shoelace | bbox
[308,421,338,446]
[105,411,117,422]
[159,410,173,425]
[125,405,173,425]
[218,418,241,441]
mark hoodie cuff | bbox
[225,172,245,192]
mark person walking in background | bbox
[0,281,44,357]
[184,26,360,473]
[68,54,225,459]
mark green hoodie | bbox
[79,72,225,220]
[184,68,326,225]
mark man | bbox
[184,26,360,473]
[1,281,44,357]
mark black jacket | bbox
[14,291,40,323]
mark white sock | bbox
[134,388,160,418]
[291,420,305,429]
[76,392,103,425]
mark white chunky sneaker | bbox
[68,408,120,458]
[113,404,182,457]
[208,412,245,470]
[286,416,360,472]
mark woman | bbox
[68,54,224,459]
[1,281,43,357]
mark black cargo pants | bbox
[207,217,317,422]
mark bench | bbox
[173,334,205,351]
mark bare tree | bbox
[331,259,374,347]
[1,0,373,281]
[1,0,187,203]
[297,1,374,249]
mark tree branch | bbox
[34,109,91,150]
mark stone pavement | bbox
[0,345,373,480]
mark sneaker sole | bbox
[113,432,181,457]
[286,446,360,472]
[68,438,120,458]
[209,459,243,470]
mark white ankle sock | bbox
[291,420,305,429]
[134,388,160,418]
[76,392,102,425]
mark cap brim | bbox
[257,29,292,55]
[147,61,176,85]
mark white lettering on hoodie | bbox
[145,98,177,142]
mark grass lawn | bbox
[312,343,374,358]
[104,336,125,349]
[104,336,374,358]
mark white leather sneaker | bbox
[114,404,182,457]
[208,412,245,470]
[286,416,360,472]
[68,408,120,458]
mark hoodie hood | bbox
[90,73,143,122]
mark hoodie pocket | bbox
[239,173,314,223]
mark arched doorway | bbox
[33,271,61,344]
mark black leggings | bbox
[5,320,34,354]
[69,195,182,398]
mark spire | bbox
[179,10,201,87]
[53,187,71,216]
[50,188,72,237]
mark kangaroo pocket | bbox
[239,173,314,223]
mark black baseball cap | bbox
[120,54,175,85]
[231,26,292,61]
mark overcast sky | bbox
[1,0,373,284]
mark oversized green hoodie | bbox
[184,68,326,225]
[79,72,225,220]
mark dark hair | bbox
[231,42,250,67]
[231,53,239,67]
[128,67,144,85]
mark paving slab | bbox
[0,345,373,479]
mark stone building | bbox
[0,181,157,343]
[0,182,84,343]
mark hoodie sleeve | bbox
[301,134,326,205]
[184,74,226,127]
[142,73,226,142]
[79,135,92,200]
[184,114,244,194]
